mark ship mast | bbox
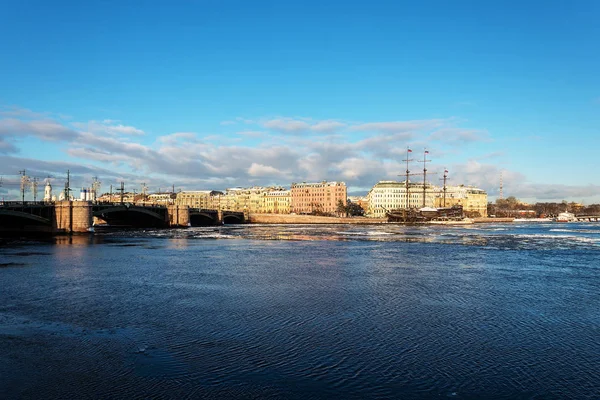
[422,149,431,208]
[440,168,449,207]
[402,147,414,209]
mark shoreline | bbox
[248,214,515,225]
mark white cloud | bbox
[248,163,285,177]
[0,139,17,154]
[263,118,311,133]
[237,130,266,138]
[262,118,349,134]
[158,132,198,144]
[0,118,79,141]
[261,117,454,136]
[429,128,489,143]
[3,106,600,203]
[350,119,444,133]
[510,183,600,201]
[311,120,346,133]
[67,147,132,164]
[0,106,46,119]
[107,124,144,135]
[73,120,145,136]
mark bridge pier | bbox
[167,205,190,227]
[53,201,93,233]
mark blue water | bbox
[1,223,599,399]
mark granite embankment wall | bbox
[248,214,387,224]
[249,214,515,224]
[473,217,514,223]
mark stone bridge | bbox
[575,215,600,222]
[0,202,246,234]
[93,203,170,228]
[0,201,92,234]
[189,208,245,226]
[93,204,246,227]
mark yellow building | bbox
[220,187,287,213]
[177,187,288,213]
[176,190,223,208]
[262,190,291,214]
[434,185,488,217]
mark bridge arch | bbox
[0,209,51,225]
[93,206,167,228]
[189,212,217,226]
[222,214,244,224]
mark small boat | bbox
[556,212,577,222]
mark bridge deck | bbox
[575,215,600,221]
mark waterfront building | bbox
[97,193,120,203]
[262,190,291,214]
[176,190,223,208]
[290,181,347,214]
[147,192,176,205]
[366,180,437,218]
[216,191,237,211]
[222,186,287,214]
[434,185,488,217]
[224,187,255,213]
[181,186,289,213]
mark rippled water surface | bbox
[1,223,599,399]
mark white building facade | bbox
[366,181,437,218]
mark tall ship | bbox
[383,148,472,224]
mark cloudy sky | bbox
[1,1,599,202]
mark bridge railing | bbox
[0,201,50,207]
[94,202,168,208]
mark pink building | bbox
[290,181,347,214]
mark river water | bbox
[1,223,599,399]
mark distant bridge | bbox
[93,204,246,227]
[575,215,600,222]
[0,201,246,234]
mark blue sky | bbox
[1,0,599,202]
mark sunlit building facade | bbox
[434,185,488,217]
[290,181,347,214]
[262,190,291,214]
[366,181,437,218]
[176,190,223,208]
